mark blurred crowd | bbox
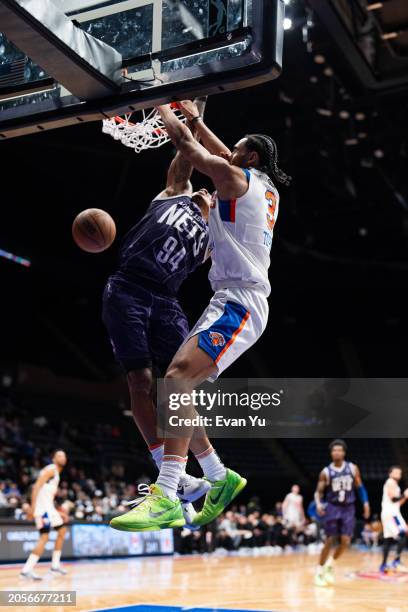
[176,499,320,555]
[0,410,150,523]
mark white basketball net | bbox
[102,105,186,153]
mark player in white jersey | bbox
[110,100,291,533]
[379,465,408,573]
[283,484,305,529]
[21,450,68,580]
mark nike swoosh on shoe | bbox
[149,509,171,518]
[209,483,226,505]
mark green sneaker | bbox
[314,571,328,587]
[324,565,335,585]
[192,469,247,527]
[110,484,185,532]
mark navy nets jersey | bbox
[324,462,356,505]
[116,194,208,296]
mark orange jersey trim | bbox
[214,310,250,364]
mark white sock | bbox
[23,553,39,573]
[316,564,324,575]
[156,456,186,500]
[324,555,334,568]
[149,443,164,469]
[195,446,227,482]
[52,550,62,569]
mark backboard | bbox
[0,0,285,139]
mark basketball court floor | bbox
[2,551,408,612]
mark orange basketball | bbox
[72,208,116,253]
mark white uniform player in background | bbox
[283,484,305,530]
[111,100,291,532]
[21,450,68,580]
[380,465,408,573]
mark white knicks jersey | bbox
[35,464,59,513]
[382,478,401,515]
[208,168,279,297]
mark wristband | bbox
[357,484,369,504]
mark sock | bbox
[324,555,334,568]
[316,564,324,575]
[52,550,62,569]
[149,443,164,470]
[195,446,227,482]
[395,534,406,562]
[156,455,186,500]
[382,538,394,565]
[22,553,39,573]
[178,458,193,488]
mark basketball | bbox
[72,208,116,253]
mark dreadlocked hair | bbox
[245,134,292,187]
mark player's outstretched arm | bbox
[178,99,232,158]
[354,464,370,519]
[159,98,208,198]
[156,104,247,199]
[314,470,327,516]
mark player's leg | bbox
[102,279,161,446]
[50,524,67,575]
[334,534,351,560]
[21,527,49,580]
[315,535,334,586]
[161,289,267,526]
[323,506,354,583]
[391,519,407,571]
[380,514,401,572]
[381,538,395,572]
[127,367,159,447]
[149,295,212,504]
[109,335,214,532]
[315,504,342,586]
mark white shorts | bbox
[185,286,269,380]
[34,506,64,532]
[381,512,407,539]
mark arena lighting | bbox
[366,2,383,10]
[358,132,368,138]
[323,67,334,76]
[345,138,359,145]
[339,110,350,119]
[314,54,326,64]
[316,108,333,116]
[283,17,293,30]
[382,32,398,40]
[355,112,366,121]
[374,149,385,158]
[0,248,31,267]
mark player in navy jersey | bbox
[102,99,214,518]
[314,439,370,586]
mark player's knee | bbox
[127,369,153,397]
[165,358,190,382]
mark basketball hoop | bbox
[102,103,186,153]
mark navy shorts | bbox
[323,503,355,537]
[102,276,189,373]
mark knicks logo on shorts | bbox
[209,332,226,347]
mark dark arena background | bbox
[1,1,408,611]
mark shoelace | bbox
[124,483,152,508]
